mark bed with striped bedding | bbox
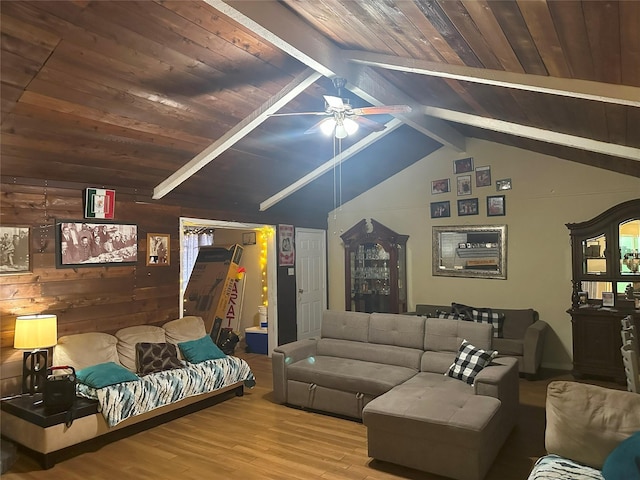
[77,356,255,427]
[527,455,603,480]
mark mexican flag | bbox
[85,188,115,219]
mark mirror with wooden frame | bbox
[432,225,507,279]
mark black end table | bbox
[1,393,99,468]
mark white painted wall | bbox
[327,138,640,370]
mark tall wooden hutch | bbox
[341,219,408,314]
[566,199,640,382]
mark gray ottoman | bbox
[362,373,508,480]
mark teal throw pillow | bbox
[602,430,640,480]
[76,362,139,388]
[178,335,226,363]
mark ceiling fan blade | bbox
[324,95,346,110]
[350,105,412,115]
[353,116,387,132]
[268,111,329,117]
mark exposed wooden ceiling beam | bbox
[346,51,640,108]
[259,118,405,211]
[422,106,640,161]
[211,0,466,152]
[153,68,322,199]
[348,65,465,151]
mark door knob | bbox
[298,289,304,293]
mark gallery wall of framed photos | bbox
[430,156,511,219]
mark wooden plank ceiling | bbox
[1,1,638,223]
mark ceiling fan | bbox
[269,77,412,139]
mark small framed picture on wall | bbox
[147,233,170,266]
[457,175,472,196]
[496,178,512,191]
[453,157,474,174]
[430,201,450,218]
[431,178,450,195]
[487,195,506,216]
[475,166,491,187]
[457,198,479,216]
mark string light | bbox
[259,226,275,306]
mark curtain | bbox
[182,231,214,293]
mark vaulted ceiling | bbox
[2,1,638,225]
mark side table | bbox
[1,393,99,469]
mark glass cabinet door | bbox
[582,233,607,275]
[620,219,640,276]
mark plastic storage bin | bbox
[245,326,268,354]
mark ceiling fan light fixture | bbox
[343,117,359,136]
[334,122,348,139]
[319,118,336,136]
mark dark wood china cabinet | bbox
[566,199,640,382]
[341,219,408,314]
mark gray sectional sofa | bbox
[411,303,548,377]
[272,310,519,480]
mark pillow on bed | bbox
[76,362,139,389]
[135,342,183,376]
[115,325,166,371]
[54,332,120,371]
[163,316,207,344]
[178,336,226,364]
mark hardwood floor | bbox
[2,353,623,480]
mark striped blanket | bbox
[527,455,603,480]
[77,356,255,427]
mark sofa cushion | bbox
[602,431,640,480]
[498,308,537,339]
[369,313,425,349]
[76,361,139,388]
[492,337,523,356]
[363,372,500,449]
[451,302,504,338]
[446,339,498,385]
[424,317,492,353]
[115,325,166,371]
[545,381,640,469]
[287,356,417,397]
[135,342,183,375]
[178,335,226,363]
[321,310,370,342]
[163,316,207,344]
[54,332,120,370]
[317,338,422,370]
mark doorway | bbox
[179,218,278,356]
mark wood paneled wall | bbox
[0,183,181,395]
[0,180,310,396]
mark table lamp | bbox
[13,314,58,395]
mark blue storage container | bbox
[245,326,268,354]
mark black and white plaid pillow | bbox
[470,309,505,338]
[446,339,498,385]
[437,309,466,320]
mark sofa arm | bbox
[474,356,519,427]
[271,339,318,404]
[522,320,549,376]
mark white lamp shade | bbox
[14,314,58,350]
[319,118,336,136]
[343,117,359,135]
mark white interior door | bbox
[295,228,326,340]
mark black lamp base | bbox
[22,350,48,395]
